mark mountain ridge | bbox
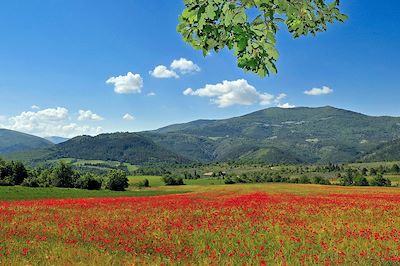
[0,129,54,155]
[4,106,400,164]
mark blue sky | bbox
[0,0,399,137]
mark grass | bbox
[0,186,187,201]
[129,175,225,187]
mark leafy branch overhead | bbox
[178,0,347,77]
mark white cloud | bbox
[106,72,143,94]
[123,113,135,121]
[171,58,200,74]
[2,107,103,138]
[304,86,333,96]
[0,115,6,122]
[275,93,287,102]
[78,110,104,121]
[150,65,179,79]
[147,92,156,96]
[278,103,296,109]
[183,79,274,108]
[31,105,40,110]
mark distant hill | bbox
[9,106,400,165]
[44,132,190,165]
[152,106,400,163]
[45,136,69,144]
[0,129,53,155]
[360,139,400,162]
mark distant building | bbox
[203,172,214,177]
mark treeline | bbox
[0,159,129,191]
[337,169,391,187]
[223,173,331,185]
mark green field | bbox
[0,186,187,201]
[128,175,225,187]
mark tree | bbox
[340,170,354,186]
[370,175,391,187]
[391,164,400,173]
[51,162,78,188]
[105,170,129,191]
[162,175,185,186]
[12,161,29,185]
[353,176,369,186]
[178,0,347,77]
[75,173,102,190]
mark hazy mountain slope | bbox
[360,139,400,162]
[45,136,69,144]
[154,106,400,163]
[143,132,217,162]
[11,106,400,165]
[48,132,190,165]
[0,129,53,154]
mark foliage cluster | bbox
[0,158,130,191]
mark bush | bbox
[370,175,391,187]
[312,176,331,185]
[299,176,311,184]
[162,175,185,186]
[21,177,40,188]
[138,179,150,188]
[353,176,369,186]
[105,170,129,191]
[224,177,236,184]
[75,173,102,190]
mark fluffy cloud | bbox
[78,110,104,121]
[150,65,179,79]
[147,92,156,96]
[304,86,333,96]
[183,79,274,108]
[31,105,40,110]
[106,72,143,94]
[123,113,135,121]
[171,58,201,74]
[278,103,296,109]
[275,93,287,102]
[2,107,103,137]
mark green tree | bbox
[391,164,400,173]
[12,161,29,185]
[105,170,129,191]
[340,170,354,186]
[51,162,78,188]
[162,174,185,186]
[75,173,102,190]
[353,176,369,186]
[370,175,391,187]
[178,0,347,77]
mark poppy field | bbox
[1,184,400,265]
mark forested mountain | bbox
[0,129,54,154]
[360,139,400,162]
[5,107,400,165]
[46,133,190,165]
[151,106,400,163]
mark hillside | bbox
[45,132,190,165]
[153,106,400,163]
[9,106,400,165]
[0,129,53,154]
[360,139,400,162]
